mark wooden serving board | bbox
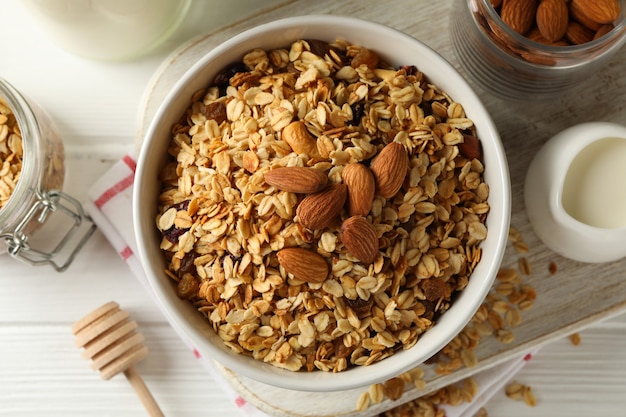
[136,1,626,416]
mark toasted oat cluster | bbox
[0,98,23,210]
[156,39,490,372]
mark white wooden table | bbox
[1,1,626,416]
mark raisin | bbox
[171,200,190,211]
[176,273,199,299]
[422,277,450,301]
[333,338,352,359]
[179,252,197,276]
[400,65,419,76]
[162,200,190,243]
[349,102,366,126]
[162,225,187,244]
[228,253,242,263]
[305,39,332,58]
[305,39,349,65]
[422,100,433,117]
[420,299,437,320]
[203,101,227,124]
[213,62,247,95]
[344,296,373,317]
[350,48,379,69]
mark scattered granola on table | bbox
[376,377,478,416]
[156,38,490,372]
[364,224,538,415]
[549,261,558,275]
[569,332,581,346]
[505,380,537,407]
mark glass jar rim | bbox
[475,0,626,57]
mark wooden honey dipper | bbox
[72,301,165,417]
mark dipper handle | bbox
[124,366,165,417]
[73,301,165,417]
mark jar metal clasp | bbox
[1,189,97,272]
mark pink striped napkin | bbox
[85,153,537,417]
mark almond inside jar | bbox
[496,0,621,48]
[451,0,626,100]
[155,39,491,372]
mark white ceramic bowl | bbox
[134,15,510,392]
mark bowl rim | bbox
[134,14,511,392]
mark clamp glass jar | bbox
[0,77,96,271]
[450,0,626,100]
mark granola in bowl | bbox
[135,15,509,392]
[156,38,490,373]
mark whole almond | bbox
[565,21,595,44]
[569,0,603,31]
[570,0,621,25]
[594,24,615,40]
[520,51,557,65]
[341,163,376,217]
[536,0,569,42]
[459,134,483,160]
[370,142,409,199]
[340,216,379,264]
[296,183,347,230]
[264,167,328,193]
[526,28,570,45]
[501,0,539,35]
[277,247,329,283]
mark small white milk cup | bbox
[525,122,626,263]
[22,0,192,61]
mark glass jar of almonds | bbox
[450,0,626,100]
[0,77,96,271]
